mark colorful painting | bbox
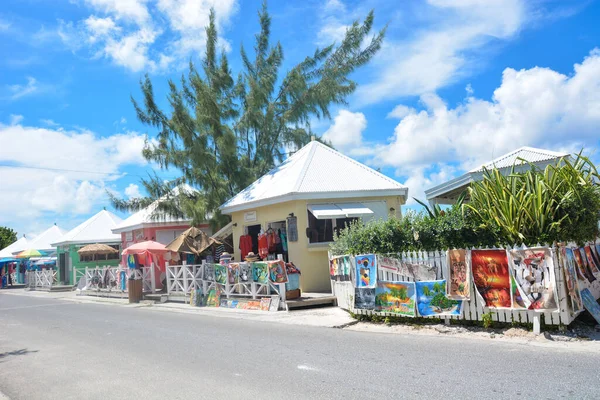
[268,260,288,283]
[375,281,416,317]
[252,262,269,284]
[241,300,262,310]
[214,264,228,285]
[205,288,220,307]
[339,255,351,279]
[194,288,204,307]
[126,254,137,269]
[447,249,470,300]
[239,263,252,283]
[220,299,229,307]
[584,246,600,275]
[471,250,512,308]
[580,288,600,325]
[329,258,337,278]
[377,255,411,276]
[508,248,558,311]
[589,245,600,269]
[406,262,437,281]
[560,247,583,314]
[415,280,462,317]
[575,248,596,283]
[355,254,377,288]
[511,275,526,309]
[354,288,376,310]
[227,263,240,285]
[204,263,215,281]
[260,297,272,311]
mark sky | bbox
[1,0,600,239]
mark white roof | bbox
[469,147,567,172]
[18,225,67,253]
[112,185,195,233]
[220,141,408,213]
[0,236,28,259]
[52,210,123,246]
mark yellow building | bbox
[220,141,408,293]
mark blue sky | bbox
[1,0,599,239]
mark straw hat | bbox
[245,252,259,262]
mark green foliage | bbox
[482,312,494,329]
[0,226,17,250]
[111,3,386,226]
[430,292,456,310]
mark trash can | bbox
[128,278,143,303]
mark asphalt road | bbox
[1,293,599,400]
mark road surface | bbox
[1,293,599,399]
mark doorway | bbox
[245,224,262,255]
[59,252,67,284]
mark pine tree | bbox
[111,2,386,229]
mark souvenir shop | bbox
[238,220,289,263]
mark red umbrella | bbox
[122,241,172,255]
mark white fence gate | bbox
[25,270,56,289]
[81,265,156,294]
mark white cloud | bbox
[322,110,367,150]
[6,77,38,100]
[102,27,158,72]
[387,105,415,119]
[124,183,142,199]
[85,15,120,43]
[9,114,24,125]
[371,48,600,180]
[83,0,150,25]
[317,0,349,45]
[41,119,60,127]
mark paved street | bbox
[1,293,599,400]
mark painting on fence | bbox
[508,248,558,311]
[205,288,220,307]
[406,262,437,281]
[415,280,462,317]
[580,288,600,325]
[447,249,470,300]
[560,247,584,314]
[252,262,269,284]
[339,255,351,279]
[329,258,337,279]
[204,263,215,282]
[511,276,526,309]
[584,246,600,275]
[590,245,600,270]
[375,281,416,317]
[268,260,288,284]
[227,263,240,285]
[377,255,411,277]
[354,288,376,310]
[471,250,512,308]
[355,254,377,288]
[214,264,228,285]
[239,263,252,283]
[574,248,596,283]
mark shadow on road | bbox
[0,349,39,363]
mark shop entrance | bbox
[266,220,288,262]
[59,252,67,284]
[246,224,262,256]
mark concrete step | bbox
[286,296,337,310]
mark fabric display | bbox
[560,247,584,314]
[214,263,227,285]
[470,250,512,308]
[375,280,416,317]
[267,260,288,283]
[355,254,377,288]
[239,234,253,260]
[258,233,269,259]
[252,262,269,284]
[215,244,225,262]
[330,255,351,281]
[285,262,301,275]
[508,247,558,311]
[415,280,462,317]
[280,231,288,252]
[446,249,470,300]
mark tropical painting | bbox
[239,263,252,283]
[354,288,376,310]
[214,264,228,285]
[508,248,558,311]
[580,288,600,325]
[560,247,584,314]
[375,281,416,317]
[584,246,600,275]
[415,280,462,317]
[205,288,220,307]
[268,260,288,283]
[447,249,470,300]
[252,262,269,284]
[227,263,240,285]
[471,250,512,308]
[355,254,377,288]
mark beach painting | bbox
[560,247,583,314]
[375,281,416,317]
[508,248,558,311]
[471,250,512,308]
[415,280,462,317]
[354,288,376,310]
[252,262,269,284]
[355,254,377,288]
[447,249,470,300]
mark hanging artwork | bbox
[354,288,376,310]
[574,248,596,283]
[377,255,411,277]
[214,264,228,285]
[260,297,272,311]
[406,262,437,281]
[511,275,527,309]
[204,263,215,282]
[268,260,288,284]
[205,288,220,307]
[589,245,600,269]
[447,249,470,300]
[329,258,336,279]
[583,246,600,275]
[127,254,138,269]
[580,288,600,325]
[339,255,351,279]
[415,280,462,317]
[375,281,416,317]
[239,263,252,283]
[227,263,240,285]
[331,255,351,280]
[252,262,269,284]
[560,247,583,314]
[508,247,558,311]
[471,250,512,308]
[355,254,377,288]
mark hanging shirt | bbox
[280,231,288,252]
[258,234,269,259]
[239,235,253,259]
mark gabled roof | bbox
[469,147,568,172]
[52,210,123,246]
[112,185,195,234]
[0,236,28,259]
[19,225,67,253]
[220,141,408,214]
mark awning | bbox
[307,203,375,220]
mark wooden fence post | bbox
[150,262,156,293]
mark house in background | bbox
[425,147,568,205]
[220,140,408,293]
[15,224,66,256]
[52,209,123,285]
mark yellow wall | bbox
[230,195,404,293]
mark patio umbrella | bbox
[16,249,42,258]
[77,243,119,256]
[122,240,172,255]
[165,226,222,255]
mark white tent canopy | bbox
[52,209,123,246]
[14,224,66,254]
[0,236,28,259]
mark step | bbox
[286,296,337,310]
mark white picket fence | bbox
[81,265,156,293]
[26,270,57,289]
[165,261,287,307]
[331,247,600,327]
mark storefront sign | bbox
[125,232,133,242]
[244,211,257,222]
[287,216,298,242]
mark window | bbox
[306,210,358,244]
[79,245,120,262]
